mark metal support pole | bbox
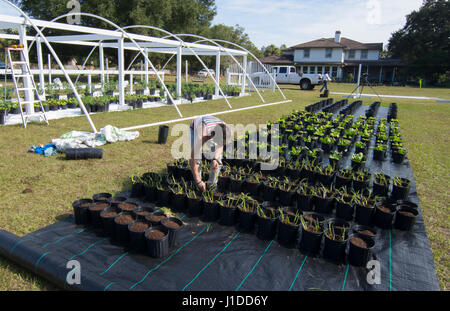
[241,54,247,94]
[36,37,45,97]
[118,37,125,105]
[145,48,149,92]
[48,54,52,85]
[215,51,221,96]
[176,45,182,98]
[185,60,188,83]
[99,43,105,89]
[88,74,92,94]
[130,73,133,94]
[356,63,362,97]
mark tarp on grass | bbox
[0,107,441,291]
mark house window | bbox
[317,66,323,74]
[302,66,308,73]
[304,49,310,58]
[361,50,368,59]
[349,50,356,59]
[332,67,338,77]
[325,48,332,58]
[324,66,330,74]
[309,66,315,74]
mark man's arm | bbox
[189,123,207,191]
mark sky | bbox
[213,0,424,49]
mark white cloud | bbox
[214,0,423,49]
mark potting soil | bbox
[0,106,440,291]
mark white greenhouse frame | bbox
[0,2,287,133]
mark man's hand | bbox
[212,159,219,169]
[196,181,207,192]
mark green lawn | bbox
[0,84,448,290]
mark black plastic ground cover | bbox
[0,107,440,291]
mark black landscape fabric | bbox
[0,106,440,291]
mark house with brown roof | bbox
[261,31,403,84]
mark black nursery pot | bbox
[354,204,375,226]
[219,205,238,226]
[373,181,389,197]
[317,173,334,187]
[352,224,378,239]
[335,174,352,189]
[336,201,354,221]
[245,180,261,196]
[277,218,299,248]
[391,180,411,201]
[238,209,256,233]
[144,184,156,202]
[255,213,278,240]
[203,201,220,222]
[323,228,349,263]
[262,185,278,202]
[392,151,406,164]
[394,206,418,231]
[156,188,172,206]
[230,178,245,193]
[314,196,334,214]
[296,193,313,212]
[131,182,145,198]
[93,192,112,202]
[161,217,184,248]
[89,202,111,229]
[373,149,386,161]
[279,189,296,207]
[299,226,323,255]
[218,176,231,191]
[100,206,120,240]
[128,220,151,253]
[133,203,156,220]
[72,198,93,225]
[374,203,397,229]
[352,179,370,192]
[145,211,167,226]
[172,193,187,212]
[145,226,169,258]
[108,196,128,209]
[348,233,375,267]
[187,197,203,217]
[114,212,136,246]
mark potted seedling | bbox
[230,173,246,193]
[131,174,146,198]
[218,195,239,226]
[392,147,407,164]
[238,194,259,232]
[337,138,351,153]
[373,172,390,197]
[278,177,297,206]
[335,187,355,221]
[328,150,342,169]
[312,185,335,214]
[170,183,187,212]
[186,189,203,217]
[277,208,302,248]
[323,219,350,263]
[255,206,278,240]
[351,152,366,170]
[296,181,313,212]
[335,169,353,189]
[202,189,220,222]
[315,165,335,187]
[351,169,371,192]
[319,136,334,153]
[373,143,387,161]
[245,173,263,196]
[354,141,367,154]
[298,213,323,255]
[262,176,279,202]
[391,176,411,200]
[353,192,376,226]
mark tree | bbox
[261,44,287,57]
[387,0,450,84]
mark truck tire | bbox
[300,79,312,90]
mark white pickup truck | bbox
[251,65,323,90]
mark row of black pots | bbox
[298,216,376,266]
[72,194,184,258]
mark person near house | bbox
[320,72,332,93]
[189,116,233,192]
